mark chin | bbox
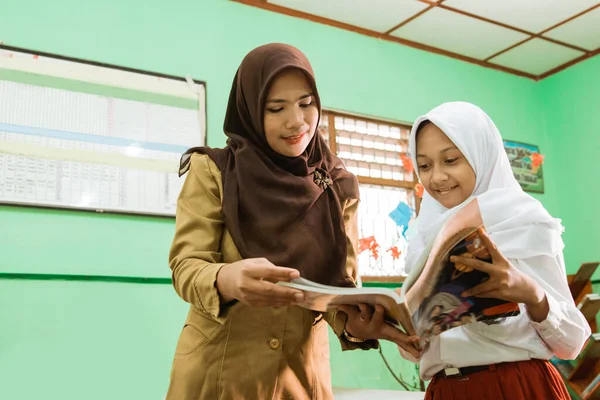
[439,197,467,209]
[278,140,310,157]
[275,146,304,157]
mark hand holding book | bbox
[216,258,305,307]
[338,303,422,358]
[453,228,549,322]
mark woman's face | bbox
[263,69,319,157]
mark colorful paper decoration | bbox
[387,246,402,260]
[358,236,374,253]
[531,152,545,168]
[400,154,414,175]
[389,201,413,238]
[358,235,381,260]
[371,246,380,260]
[415,183,424,199]
[531,152,545,173]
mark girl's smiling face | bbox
[416,122,476,209]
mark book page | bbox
[279,281,414,334]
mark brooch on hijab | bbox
[313,168,333,190]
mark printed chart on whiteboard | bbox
[0,48,206,216]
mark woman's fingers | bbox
[337,304,360,317]
[396,335,422,358]
[357,303,373,322]
[370,305,384,324]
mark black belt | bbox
[434,364,494,378]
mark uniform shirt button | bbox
[268,338,280,350]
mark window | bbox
[320,111,419,282]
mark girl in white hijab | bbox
[400,101,590,399]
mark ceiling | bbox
[232,0,600,80]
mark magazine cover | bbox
[404,199,520,345]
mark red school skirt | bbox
[425,359,570,400]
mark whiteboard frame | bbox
[0,45,207,218]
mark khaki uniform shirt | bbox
[166,154,374,400]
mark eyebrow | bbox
[266,93,313,104]
[416,146,459,157]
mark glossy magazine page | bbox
[403,198,520,347]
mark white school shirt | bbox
[400,253,591,381]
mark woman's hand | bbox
[453,228,549,322]
[216,258,304,307]
[338,303,422,358]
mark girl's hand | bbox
[338,303,422,358]
[452,229,549,322]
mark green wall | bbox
[537,55,600,278]
[0,0,597,399]
[0,279,185,400]
[0,1,552,276]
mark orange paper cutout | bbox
[371,247,380,260]
[400,154,414,174]
[358,236,374,253]
[415,183,424,199]
[358,236,381,260]
[531,152,545,168]
[387,246,402,260]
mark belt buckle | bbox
[443,367,462,377]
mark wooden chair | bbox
[552,262,600,399]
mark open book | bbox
[279,198,520,345]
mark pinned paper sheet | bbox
[186,74,206,146]
[389,201,414,237]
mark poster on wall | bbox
[503,140,544,193]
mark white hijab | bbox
[403,102,563,288]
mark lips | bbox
[435,185,458,195]
[282,132,306,144]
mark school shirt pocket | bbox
[175,306,225,357]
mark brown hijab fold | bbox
[179,43,359,286]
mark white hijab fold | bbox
[403,102,563,290]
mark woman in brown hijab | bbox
[166,43,419,400]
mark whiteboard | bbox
[0,47,206,217]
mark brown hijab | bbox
[179,43,359,287]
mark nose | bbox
[430,165,449,185]
[284,108,305,132]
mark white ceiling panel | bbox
[268,0,429,33]
[544,6,600,51]
[489,38,585,75]
[239,0,600,78]
[443,0,600,33]
[390,7,529,60]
